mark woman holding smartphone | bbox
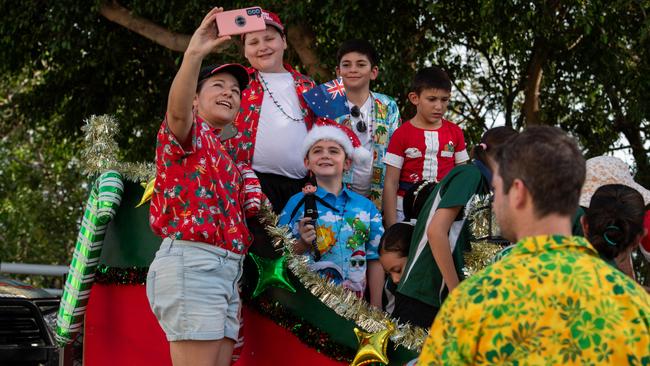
[223,10,317,214]
[147,7,254,366]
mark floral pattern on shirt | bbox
[336,92,400,209]
[418,235,650,365]
[149,117,252,254]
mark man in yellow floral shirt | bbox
[418,126,650,365]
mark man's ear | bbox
[407,92,419,106]
[510,178,528,210]
[335,66,341,78]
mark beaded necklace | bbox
[259,73,306,122]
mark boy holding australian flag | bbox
[303,39,401,209]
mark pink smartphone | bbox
[216,6,266,36]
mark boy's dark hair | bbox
[336,39,379,67]
[403,181,436,221]
[410,66,452,95]
[585,184,645,259]
[471,126,518,167]
[495,126,586,218]
[379,223,413,257]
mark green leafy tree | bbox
[1,1,648,287]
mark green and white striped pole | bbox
[55,170,123,346]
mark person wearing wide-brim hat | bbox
[579,155,650,276]
[579,155,650,207]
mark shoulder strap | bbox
[287,194,339,223]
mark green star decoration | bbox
[249,253,296,298]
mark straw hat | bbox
[579,156,650,207]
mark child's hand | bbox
[297,217,316,248]
[185,7,232,58]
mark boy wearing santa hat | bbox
[278,122,384,307]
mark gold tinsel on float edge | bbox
[463,194,510,277]
[258,204,428,352]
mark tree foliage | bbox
[1,0,649,274]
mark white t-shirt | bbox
[252,72,309,179]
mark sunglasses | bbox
[350,105,367,133]
[350,258,366,267]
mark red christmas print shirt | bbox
[150,116,252,254]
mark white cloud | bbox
[357,211,371,222]
[320,211,339,223]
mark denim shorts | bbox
[146,238,244,341]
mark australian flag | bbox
[302,78,349,119]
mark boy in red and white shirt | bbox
[383,67,468,227]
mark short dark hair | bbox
[379,223,413,257]
[336,39,379,67]
[585,184,645,259]
[410,66,452,94]
[495,126,585,217]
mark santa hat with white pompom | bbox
[301,118,372,168]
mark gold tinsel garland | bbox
[259,205,428,352]
[463,194,510,277]
[80,114,155,181]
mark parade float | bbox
[54,115,506,365]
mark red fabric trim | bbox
[84,285,346,366]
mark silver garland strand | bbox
[258,205,428,352]
[80,114,155,182]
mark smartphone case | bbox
[216,7,266,36]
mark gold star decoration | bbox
[350,321,395,366]
[135,178,155,208]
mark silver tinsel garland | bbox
[82,114,428,351]
[259,205,428,352]
[80,114,155,182]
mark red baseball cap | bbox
[241,10,284,40]
[261,10,284,33]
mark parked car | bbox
[0,275,59,365]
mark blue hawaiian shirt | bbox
[335,92,401,209]
[279,186,383,296]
